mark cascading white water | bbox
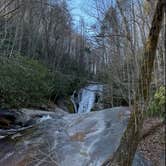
[72,84,103,113]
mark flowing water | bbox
[71,84,103,113]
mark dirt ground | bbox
[138,118,165,166]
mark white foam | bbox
[39,115,52,122]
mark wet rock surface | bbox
[0,109,28,129]
[0,107,153,166]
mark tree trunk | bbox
[102,0,165,165]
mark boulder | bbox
[0,107,152,166]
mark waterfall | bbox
[71,84,103,113]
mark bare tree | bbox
[102,0,165,165]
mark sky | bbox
[68,0,95,30]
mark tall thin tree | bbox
[103,0,165,165]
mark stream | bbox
[71,84,103,113]
[0,84,152,166]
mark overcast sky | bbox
[68,0,95,28]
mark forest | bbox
[0,0,165,166]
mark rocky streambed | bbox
[0,107,152,166]
[0,84,163,166]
